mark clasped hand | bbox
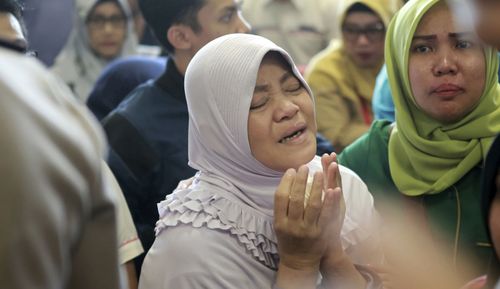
[274,153,346,271]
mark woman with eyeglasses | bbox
[304,0,399,153]
[52,0,138,102]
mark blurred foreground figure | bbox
[0,47,121,288]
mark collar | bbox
[154,57,186,103]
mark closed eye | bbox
[250,96,269,110]
[284,81,303,93]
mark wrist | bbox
[279,254,322,271]
[276,262,319,289]
[320,254,366,289]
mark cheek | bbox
[87,29,99,48]
[118,28,127,40]
[408,60,426,104]
[302,97,316,129]
[247,115,268,155]
[343,38,355,53]
[466,56,486,97]
[374,41,385,55]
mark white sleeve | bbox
[339,165,383,265]
[102,162,144,264]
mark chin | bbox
[296,145,317,166]
[274,149,316,172]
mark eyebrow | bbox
[412,31,475,41]
[343,21,384,27]
[253,71,296,94]
[221,0,242,12]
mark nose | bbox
[236,12,251,33]
[356,33,371,45]
[433,50,458,76]
[274,98,299,122]
[103,22,115,33]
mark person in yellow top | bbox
[305,0,399,152]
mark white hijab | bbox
[51,0,138,102]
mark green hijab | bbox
[386,0,500,196]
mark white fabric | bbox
[139,34,380,289]
[0,47,122,289]
[102,162,144,264]
[51,0,138,102]
[242,0,341,66]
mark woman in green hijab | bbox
[339,0,500,281]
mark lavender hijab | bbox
[186,33,314,215]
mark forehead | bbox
[91,1,123,16]
[201,0,239,13]
[415,3,454,34]
[258,53,290,73]
[0,12,25,42]
[344,11,382,25]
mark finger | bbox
[332,153,343,190]
[321,153,334,182]
[274,169,296,222]
[288,165,308,221]
[327,161,343,192]
[317,187,340,229]
[303,171,324,225]
[326,161,337,190]
[321,153,330,175]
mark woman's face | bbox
[86,1,127,60]
[408,3,486,124]
[248,53,317,172]
[342,11,385,68]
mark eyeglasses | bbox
[342,23,385,42]
[86,15,126,29]
[0,37,37,57]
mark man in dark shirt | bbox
[102,0,250,272]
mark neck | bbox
[171,52,193,76]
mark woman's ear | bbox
[167,25,193,51]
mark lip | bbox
[279,122,308,144]
[356,51,373,59]
[100,42,118,47]
[431,83,464,98]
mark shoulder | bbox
[339,165,373,210]
[339,120,392,167]
[140,225,271,289]
[305,41,345,81]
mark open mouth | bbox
[279,128,305,144]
